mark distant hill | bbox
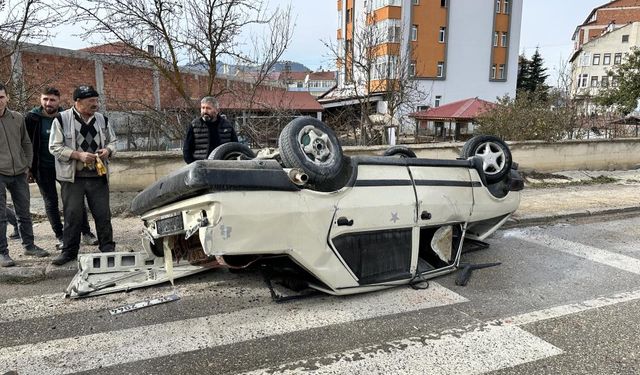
[271,61,310,73]
[185,61,310,75]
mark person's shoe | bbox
[51,252,77,266]
[24,245,50,257]
[0,253,15,267]
[55,237,64,250]
[8,229,20,240]
[82,232,99,246]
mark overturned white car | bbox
[65,117,523,298]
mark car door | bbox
[329,162,416,285]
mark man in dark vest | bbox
[182,96,237,163]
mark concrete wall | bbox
[108,138,640,191]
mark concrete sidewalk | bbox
[1,169,639,282]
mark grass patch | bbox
[528,175,618,189]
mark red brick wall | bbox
[102,63,155,110]
[20,51,97,109]
[3,44,279,113]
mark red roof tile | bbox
[410,97,496,121]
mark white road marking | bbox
[0,283,467,375]
[242,325,562,375]
[245,288,640,375]
[504,228,640,275]
[0,277,270,323]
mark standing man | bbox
[49,85,117,266]
[25,87,99,249]
[182,96,237,163]
[0,83,49,267]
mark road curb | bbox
[506,206,640,228]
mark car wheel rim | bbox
[298,125,333,164]
[475,141,505,175]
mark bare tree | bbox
[1,0,65,109]
[323,12,385,145]
[66,0,292,107]
[324,11,425,145]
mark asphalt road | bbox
[1,215,639,374]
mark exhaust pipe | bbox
[287,168,309,186]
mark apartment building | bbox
[570,1,640,111]
[572,0,640,51]
[570,22,640,100]
[334,0,522,113]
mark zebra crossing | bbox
[1,219,640,374]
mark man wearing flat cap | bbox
[49,85,118,266]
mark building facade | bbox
[335,0,522,114]
[570,22,640,106]
[570,1,640,113]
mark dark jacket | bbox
[0,109,32,176]
[25,106,63,175]
[182,114,237,163]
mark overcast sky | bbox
[46,0,607,83]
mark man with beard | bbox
[182,96,237,163]
[49,85,117,266]
[25,87,98,249]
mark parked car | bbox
[65,117,523,298]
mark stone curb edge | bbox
[505,206,640,228]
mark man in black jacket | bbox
[182,96,237,163]
[25,87,98,249]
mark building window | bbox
[496,0,501,13]
[622,34,629,43]
[493,32,498,47]
[491,65,497,79]
[578,74,588,88]
[580,53,591,67]
[611,76,618,87]
[411,25,418,41]
[501,32,508,47]
[435,95,442,107]
[601,76,609,87]
[409,62,416,77]
[441,0,447,7]
[346,9,352,23]
[498,64,505,79]
[592,54,600,65]
[437,61,444,77]
[439,27,446,43]
[412,0,419,4]
[603,53,611,65]
[417,105,429,111]
[590,76,599,87]
[614,53,622,64]
[503,0,510,14]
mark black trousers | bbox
[60,177,115,255]
[0,173,35,254]
[35,166,92,238]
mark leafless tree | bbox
[324,12,425,145]
[1,0,65,109]
[323,12,385,145]
[65,0,292,107]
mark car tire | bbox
[383,145,417,158]
[207,142,256,160]
[461,135,512,183]
[278,117,344,184]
